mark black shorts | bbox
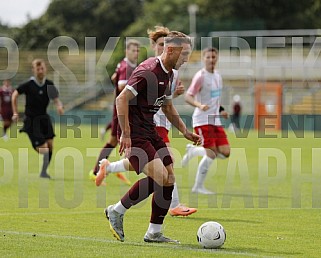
[20,115,55,149]
[128,134,173,174]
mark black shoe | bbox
[40,173,51,179]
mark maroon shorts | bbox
[194,125,229,148]
[155,126,170,143]
[1,108,13,121]
[129,135,173,174]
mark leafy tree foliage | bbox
[7,0,321,50]
[14,0,143,49]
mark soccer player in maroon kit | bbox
[96,26,197,217]
[103,31,201,243]
[89,39,140,185]
[0,79,14,141]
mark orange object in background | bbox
[255,83,282,131]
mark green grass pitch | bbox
[0,124,320,257]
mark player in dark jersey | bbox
[89,39,140,185]
[0,79,14,141]
[102,31,201,243]
[96,26,197,217]
[12,59,64,179]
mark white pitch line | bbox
[0,207,319,217]
[0,210,99,216]
[0,229,278,257]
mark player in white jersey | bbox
[184,47,230,194]
[96,26,197,217]
[153,69,179,134]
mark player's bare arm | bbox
[220,110,229,119]
[117,82,127,92]
[115,88,135,156]
[185,93,209,111]
[11,90,19,121]
[172,80,185,98]
[53,98,64,115]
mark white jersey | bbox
[186,68,223,128]
[153,69,179,130]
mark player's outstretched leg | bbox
[169,183,197,216]
[95,159,110,186]
[181,144,206,167]
[169,204,197,217]
[115,172,131,186]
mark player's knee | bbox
[156,168,174,187]
[220,150,230,158]
[166,173,175,186]
[164,166,175,186]
[37,144,49,154]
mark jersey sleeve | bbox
[125,68,147,96]
[47,82,59,99]
[214,71,223,88]
[17,81,30,95]
[186,70,203,96]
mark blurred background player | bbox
[184,47,230,194]
[0,79,14,141]
[11,59,64,178]
[181,105,228,167]
[96,26,197,217]
[229,94,242,132]
[89,39,140,185]
[99,121,112,141]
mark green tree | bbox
[45,0,143,48]
[15,0,143,49]
[231,0,317,29]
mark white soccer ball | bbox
[197,221,226,249]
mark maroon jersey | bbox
[125,57,173,138]
[233,103,241,116]
[111,58,137,136]
[114,58,137,96]
[0,86,13,117]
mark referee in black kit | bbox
[12,58,64,179]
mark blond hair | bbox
[147,25,170,44]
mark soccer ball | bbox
[197,221,226,249]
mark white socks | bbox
[191,146,206,157]
[193,155,214,189]
[169,183,180,209]
[217,153,227,159]
[147,223,162,234]
[107,160,127,173]
[113,201,128,215]
[182,144,206,167]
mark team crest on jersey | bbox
[154,95,166,107]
